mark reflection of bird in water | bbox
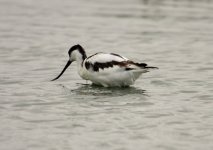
[52,44,158,87]
[58,83,148,97]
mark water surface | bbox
[0,0,213,150]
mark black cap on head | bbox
[68,44,87,60]
[68,44,83,56]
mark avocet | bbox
[52,44,157,87]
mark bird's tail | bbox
[136,63,158,69]
[145,66,159,69]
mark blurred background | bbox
[0,0,213,150]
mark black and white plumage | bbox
[52,44,158,87]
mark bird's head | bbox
[51,44,86,81]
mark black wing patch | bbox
[85,60,157,72]
[134,63,147,68]
[85,61,125,72]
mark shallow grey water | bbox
[1,0,213,149]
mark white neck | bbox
[71,51,87,78]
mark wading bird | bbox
[52,44,157,87]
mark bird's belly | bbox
[88,71,141,87]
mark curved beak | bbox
[51,60,72,81]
